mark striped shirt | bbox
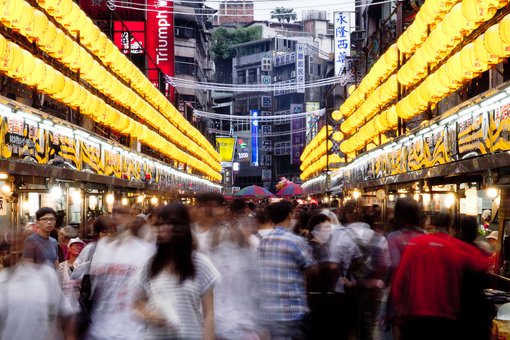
[132,252,220,339]
[258,226,316,321]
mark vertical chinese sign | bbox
[290,104,304,165]
[296,43,305,93]
[146,0,175,102]
[334,11,351,76]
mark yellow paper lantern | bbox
[484,24,510,58]
[332,110,342,121]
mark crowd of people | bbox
[0,193,500,340]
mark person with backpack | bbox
[329,200,390,340]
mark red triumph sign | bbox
[146,0,175,102]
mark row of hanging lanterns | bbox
[338,5,509,154]
[300,125,348,181]
[301,0,509,181]
[0,0,221,180]
[36,0,220,165]
[0,33,221,181]
[300,125,332,167]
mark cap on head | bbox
[67,237,85,247]
[487,230,499,240]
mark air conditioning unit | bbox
[290,71,296,78]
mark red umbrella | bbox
[277,182,304,197]
[234,185,274,198]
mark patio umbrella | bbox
[235,185,274,198]
[277,182,304,197]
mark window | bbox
[175,56,196,75]
[237,70,246,84]
[248,68,258,83]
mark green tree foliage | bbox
[212,26,262,61]
[270,7,297,23]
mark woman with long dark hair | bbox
[132,203,220,340]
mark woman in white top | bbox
[58,237,85,311]
[132,203,220,340]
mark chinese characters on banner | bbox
[296,43,305,93]
[334,11,351,76]
[290,104,305,164]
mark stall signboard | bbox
[0,113,215,190]
[49,131,80,170]
[101,149,122,178]
[457,109,489,159]
[489,102,510,152]
[81,141,101,174]
[2,117,44,164]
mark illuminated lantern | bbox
[0,0,20,28]
[332,110,342,121]
[37,64,57,93]
[46,29,66,57]
[461,0,499,23]
[24,10,48,44]
[38,22,57,49]
[22,57,46,86]
[332,131,344,142]
[461,42,488,73]
[500,14,510,45]
[474,34,499,65]
[53,0,73,19]
[8,49,35,80]
[484,24,510,58]
[10,1,34,34]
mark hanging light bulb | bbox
[150,196,158,205]
[121,197,128,206]
[50,185,62,200]
[487,187,499,199]
[137,195,144,203]
[105,193,115,205]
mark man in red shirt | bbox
[391,212,489,340]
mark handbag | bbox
[77,243,97,337]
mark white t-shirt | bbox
[132,252,220,340]
[86,236,155,340]
[58,260,81,312]
[192,224,212,254]
[249,228,274,249]
[208,242,260,338]
[0,262,74,340]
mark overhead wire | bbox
[109,0,397,16]
[193,108,325,120]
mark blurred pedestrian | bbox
[308,213,332,262]
[249,205,273,249]
[85,207,155,339]
[0,252,76,339]
[258,200,316,339]
[487,230,500,273]
[457,215,495,340]
[391,212,489,340]
[191,192,227,254]
[58,226,78,263]
[59,237,85,312]
[132,203,220,340]
[209,210,260,339]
